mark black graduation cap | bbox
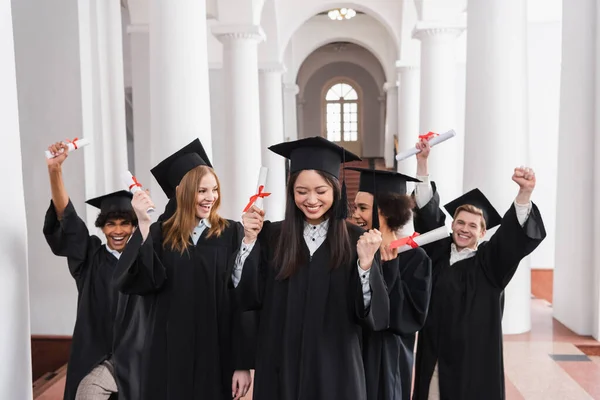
[150,139,212,199]
[345,167,421,229]
[268,136,361,179]
[85,190,133,214]
[268,136,361,219]
[444,188,502,230]
[345,167,421,195]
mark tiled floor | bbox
[503,299,600,399]
[34,298,600,399]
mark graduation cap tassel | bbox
[372,200,380,230]
[371,170,379,229]
[336,147,349,220]
[337,180,349,220]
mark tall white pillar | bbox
[378,95,386,149]
[396,63,420,179]
[464,0,530,334]
[594,0,600,340]
[127,25,152,191]
[283,83,299,141]
[95,0,129,192]
[149,0,213,211]
[554,0,598,337]
[0,0,33,397]
[297,98,306,138]
[383,82,398,168]
[212,25,264,219]
[414,24,464,202]
[259,64,287,220]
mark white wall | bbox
[286,14,397,84]
[527,21,561,269]
[12,0,86,334]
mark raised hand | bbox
[241,205,265,244]
[131,190,155,223]
[512,166,536,192]
[513,166,536,204]
[415,137,431,160]
[357,229,383,271]
[46,142,69,168]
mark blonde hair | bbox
[453,204,486,231]
[162,165,229,253]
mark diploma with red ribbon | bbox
[389,225,449,252]
[45,137,91,159]
[243,167,271,212]
[395,129,456,161]
[121,171,155,213]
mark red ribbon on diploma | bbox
[66,137,80,149]
[389,232,421,250]
[243,185,271,213]
[418,132,438,141]
[129,175,143,191]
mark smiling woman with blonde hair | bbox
[113,139,255,400]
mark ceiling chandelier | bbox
[328,8,357,21]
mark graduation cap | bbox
[85,190,133,214]
[444,188,502,230]
[268,136,361,219]
[345,167,421,229]
[150,139,212,199]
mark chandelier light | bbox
[328,8,357,21]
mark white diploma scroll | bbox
[121,171,155,213]
[390,226,449,252]
[243,167,270,213]
[45,138,91,159]
[395,129,456,161]
[254,167,269,210]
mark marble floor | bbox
[35,298,600,399]
[503,298,600,400]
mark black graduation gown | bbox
[113,220,247,400]
[236,221,390,400]
[362,248,432,400]
[411,185,546,400]
[43,200,119,400]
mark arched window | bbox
[324,81,359,143]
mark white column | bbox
[95,0,129,192]
[283,83,299,141]
[594,0,600,340]
[127,25,152,190]
[259,64,287,220]
[554,0,598,337]
[213,25,264,219]
[396,63,420,179]
[464,0,530,334]
[297,98,306,138]
[383,82,398,168]
[150,0,213,211]
[0,0,33,397]
[414,24,464,202]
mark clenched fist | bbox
[132,190,155,223]
[357,229,383,271]
[242,205,265,244]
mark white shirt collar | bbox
[105,245,121,260]
[197,218,211,228]
[303,219,329,236]
[450,243,477,254]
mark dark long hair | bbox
[274,170,353,280]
